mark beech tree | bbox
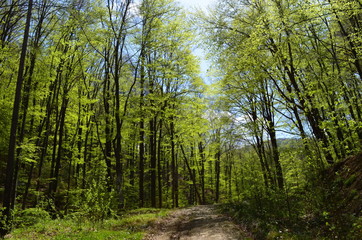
[1,0,33,235]
[3,0,362,238]
[199,0,362,202]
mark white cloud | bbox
[176,0,216,11]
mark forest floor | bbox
[144,205,252,240]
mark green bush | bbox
[6,208,168,239]
[14,208,50,227]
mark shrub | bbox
[14,208,50,227]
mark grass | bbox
[4,208,169,240]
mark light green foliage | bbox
[279,139,307,191]
[13,208,50,228]
[201,0,362,188]
[0,47,19,154]
[2,0,362,238]
[0,99,11,152]
[82,179,114,222]
[18,138,39,164]
[6,208,168,240]
[196,0,362,238]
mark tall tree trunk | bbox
[130,124,137,186]
[21,95,36,209]
[180,144,201,204]
[214,128,221,203]
[261,85,284,190]
[215,148,221,203]
[157,120,163,208]
[35,69,61,193]
[82,117,92,189]
[113,45,124,209]
[111,0,132,210]
[51,96,69,195]
[103,52,113,192]
[269,126,284,190]
[138,56,146,207]
[198,141,206,204]
[150,116,157,207]
[149,72,157,207]
[170,119,178,208]
[1,0,33,235]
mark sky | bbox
[176,0,217,82]
[176,0,216,11]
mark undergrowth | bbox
[219,192,362,240]
[4,208,169,240]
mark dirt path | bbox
[144,205,251,240]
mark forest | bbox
[0,0,362,239]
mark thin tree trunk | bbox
[139,61,145,207]
[157,120,163,208]
[103,52,113,192]
[198,141,206,204]
[170,119,178,208]
[130,125,136,186]
[149,71,157,207]
[51,97,69,194]
[215,148,221,203]
[150,116,157,207]
[180,144,201,204]
[111,0,132,209]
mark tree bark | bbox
[198,141,206,204]
[170,119,178,208]
[1,0,33,235]
[157,120,163,208]
[180,144,201,204]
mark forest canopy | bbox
[1,0,362,238]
